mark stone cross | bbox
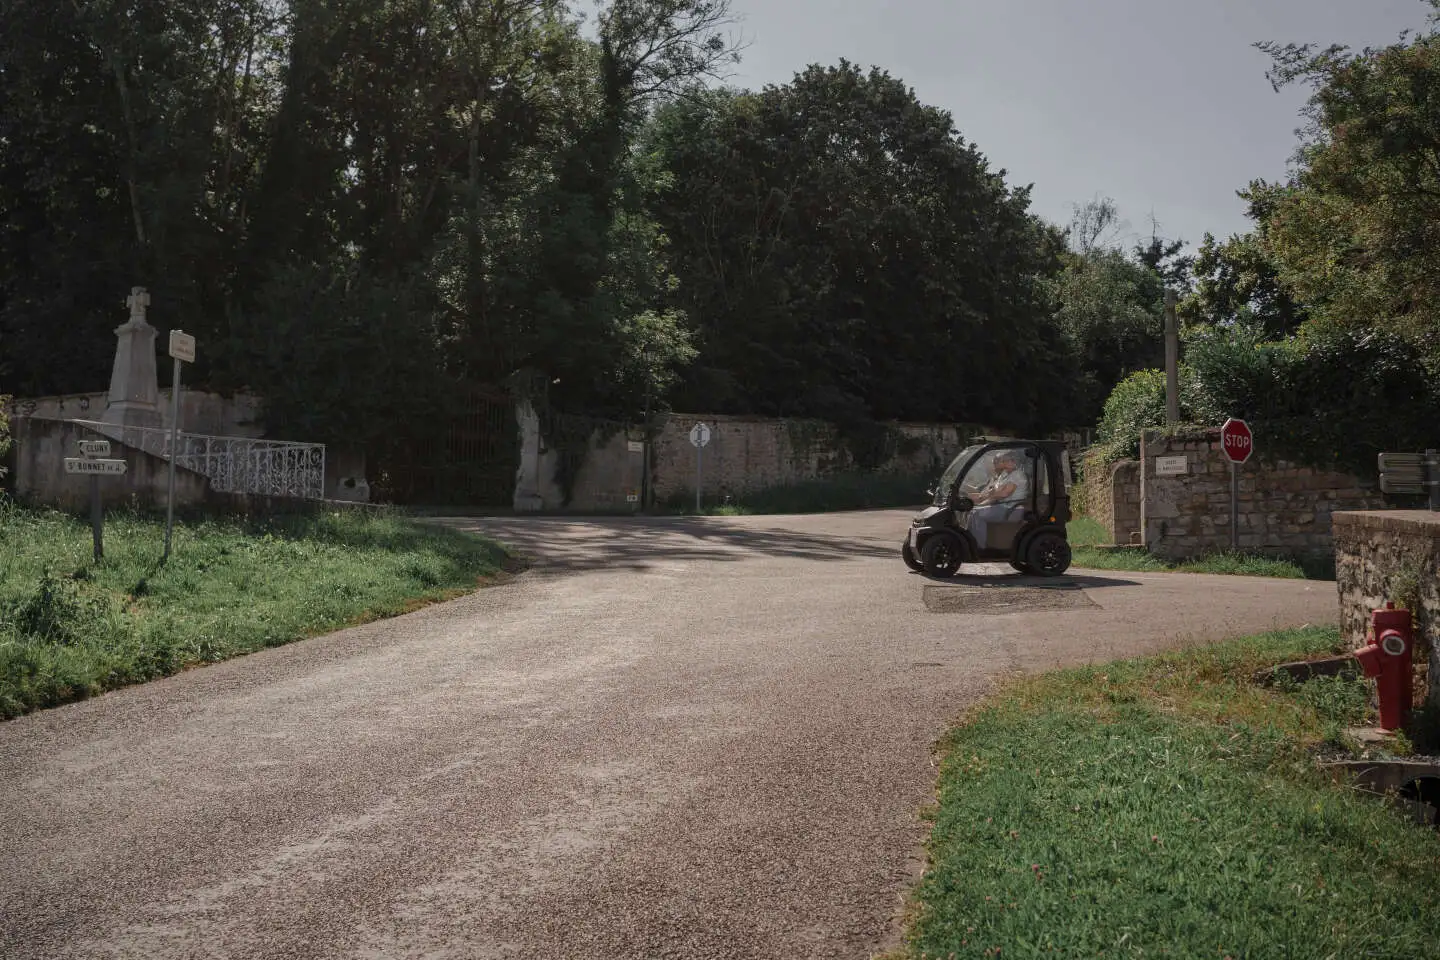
[125,287,150,326]
[104,285,161,428]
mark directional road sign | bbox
[65,458,128,476]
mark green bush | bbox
[1187,326,1440,479]
[0,394,10,482]
[1094,366,1218,460]
[1092,327,1440,478]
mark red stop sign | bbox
[1221,418,1254,464]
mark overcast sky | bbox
[715,0,1434,251]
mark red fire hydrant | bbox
[1354,602,1414,731]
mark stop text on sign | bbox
[1220,418,1254,465]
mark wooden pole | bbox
[1164,289,1180,426]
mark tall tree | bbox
[1252,10,1440,349]
[643,62,1073,429]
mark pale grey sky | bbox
[719,0,1434,251]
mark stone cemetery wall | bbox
[6,390,264,438]
[1334,510,1440,707]
[648,415,974,506]
[519,412,992,512]
[1131,428,1385,559]
[10,417,212,510]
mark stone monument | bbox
[513,397,545,512]
[103,287,161,428]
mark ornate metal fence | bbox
[72,420,326,500]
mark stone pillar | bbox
[103,287,161,429]
[513,398,544,512]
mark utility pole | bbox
[1164,288,1180,425]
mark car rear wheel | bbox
[1025,531,1072,577]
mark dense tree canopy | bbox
[641,64,1075,430]
[1,0,1194,477]
[1103,6,1440,475]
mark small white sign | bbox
[689,422,711,448]
[65,458,128,476]
[169,330,196,363]
[78,440,112,459]
[1155,455,1189,477]
[626,493,639,503]
[627,440,644,453]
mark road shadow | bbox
[434,515,900,574]
[914,571,1144,590]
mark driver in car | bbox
[968,452,1029,550]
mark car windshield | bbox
[934,445,984,504]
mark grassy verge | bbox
[1067,515,1332,580]
[662,471,930,516]
[0,502,512,720]
[901,627,1440,959]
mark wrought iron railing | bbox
[71,420,326,500]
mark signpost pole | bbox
[1229,460,1238,552]
[1429,449,1440,513]
[90,475,103,562]
[1220,417,1253,553]
[162,329,195,561]
[164,354,182,560]
[696,441,702,514]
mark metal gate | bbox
[371,383,517,506]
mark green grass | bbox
[0,501,512,720]
[903,627,1440,959]
[1067,515,1331,580]
[663,470,931,516]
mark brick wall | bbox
[1130,428,1387,559]
[1334,510,1440,707]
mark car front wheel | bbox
[920,534,963,578]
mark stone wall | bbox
[649,415,977,504]
[6,390,265,438]
[1334,510,1440,707]
[516,411,994,512]
[1108,461,1142,545]
[1131,429,1387,559]
[9,417,212,510]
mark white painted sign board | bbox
[169,330,196,363]
[78,440,112,459]
[65,458,128,476]
[627,440,644,453]
[689,422,711,448]
[1155,455,1188,477]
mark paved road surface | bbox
[0,510,1335,959]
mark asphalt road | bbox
[0,510,1335,960]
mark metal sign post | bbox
[164,330,196,560]
[689,422,711,513]
[65,440,126,562]
[1220,418,1254,551]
